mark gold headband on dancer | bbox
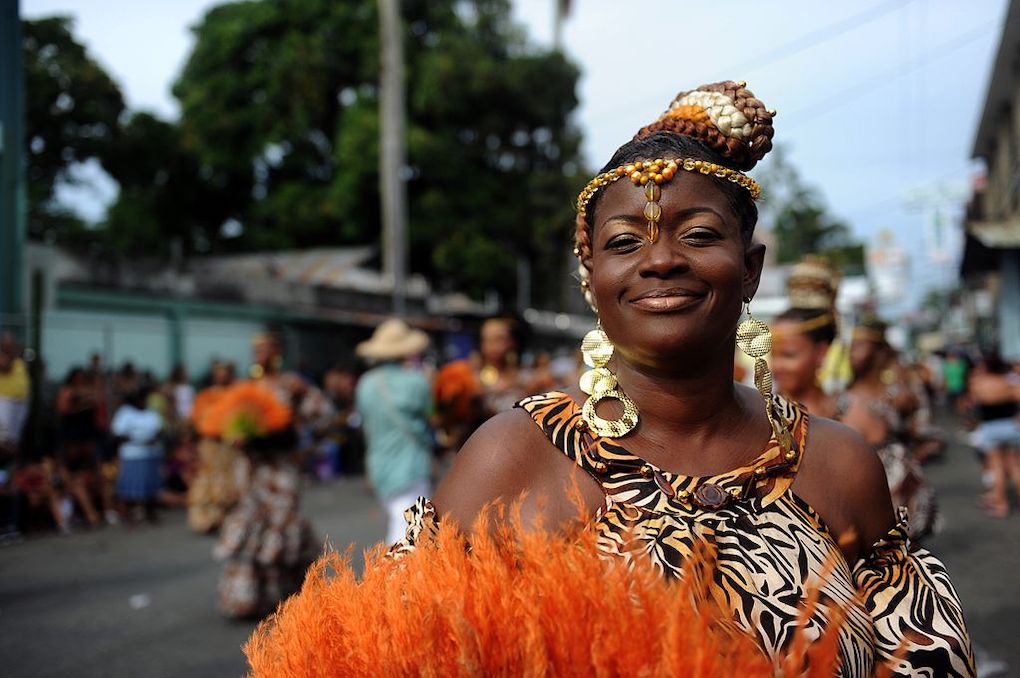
[772,312,835,340]
[576,158,761,243]
[575,81,770,244]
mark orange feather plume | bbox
[244,505,853,677]
[199,381,292,442]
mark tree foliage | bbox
[172,0,583,302]
[22,16,125,241]
[758,146,864,275]
[23,3,585,305]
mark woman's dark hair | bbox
[774,307,836,345]
[583,132,759,244]
[124,385,152,409]
[982,351,1010,375]
[63,367,85,386]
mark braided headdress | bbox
[574,80,775,311]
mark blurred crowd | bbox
[1,309,1018,618]
[0,316,576,544]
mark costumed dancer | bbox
[770,256,841,417]
[841,317,938,540]
[432,315,531,456]
[213,334,318,619]
[246,81,974,676]
[187,361,244,533]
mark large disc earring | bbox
[736,301,793,452]
[579,324,638,438]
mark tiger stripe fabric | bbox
[394,391,975,677]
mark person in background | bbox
[967,353,1020,518]
[84,354,119,526]
[214,333,318,618]
[770,256,841,418]
[322,365,364,477]
[943,350,969,413]
[111,383,164,524]
[288,374,336,480]
[114,362,140,405]
[528,352,558,393]
[432,315,532,458]
[841,318,936,540]
[55,367,102,528]
[355,319,433,544]
[168,363,195,423]
[475,316,531,418]
[160,426,197,508]
[0,335,30,538]
[0,336,29,465]
[187,360,242,533]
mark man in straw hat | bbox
[355,319,433,543]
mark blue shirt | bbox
[355,363,432,499]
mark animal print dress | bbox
[394,391,974,677]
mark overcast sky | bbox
[21,0,1009,310]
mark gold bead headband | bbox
[772,313,834,340]
[575,158,761,243]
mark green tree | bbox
[102,112,224,256]
[758,146,864,275]
[172,0,583,304]
[22,16,125,242]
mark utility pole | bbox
[0,0,26,336]
[378,0,408,317]
[553,0,571,51]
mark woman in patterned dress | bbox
[840,318,938,540]
[214,334,318,619]
[397,82,974,676]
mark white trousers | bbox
[383,479,432,545]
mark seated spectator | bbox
[111,384,164,524]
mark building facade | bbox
[962,0,1020,360]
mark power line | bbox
[715,0,914,78]
[781,19,999,124]
[586,1,915,128]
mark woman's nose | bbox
[638,238,688,278]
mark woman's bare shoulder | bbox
[432,405,594,534]
[795,415,896,562]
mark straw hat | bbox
[356,318,429,361]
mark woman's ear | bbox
[742,242,766,300]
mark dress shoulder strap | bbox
[515,391,605,480]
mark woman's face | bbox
[480,320,515,365]
[771,321,828,395]
[586,171,763,369]
[850,337,880,376]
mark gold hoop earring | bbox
[736,301,793,453]
[579,324,638,438]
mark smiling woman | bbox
[402,80,976,677]
[251,81,976,677]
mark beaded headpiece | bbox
[575,80,774,245]
[851,316,888,345]
[786,256,839,311]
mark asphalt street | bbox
[0,416,1017,677]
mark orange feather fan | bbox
[199,381,292,442]
[244,506,855,677]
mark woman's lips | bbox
[629,290,705,312]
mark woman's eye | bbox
[606,235,642,250]
[681,228,720,243]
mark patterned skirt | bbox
[213,460,318,619]
[187,438,247,533]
